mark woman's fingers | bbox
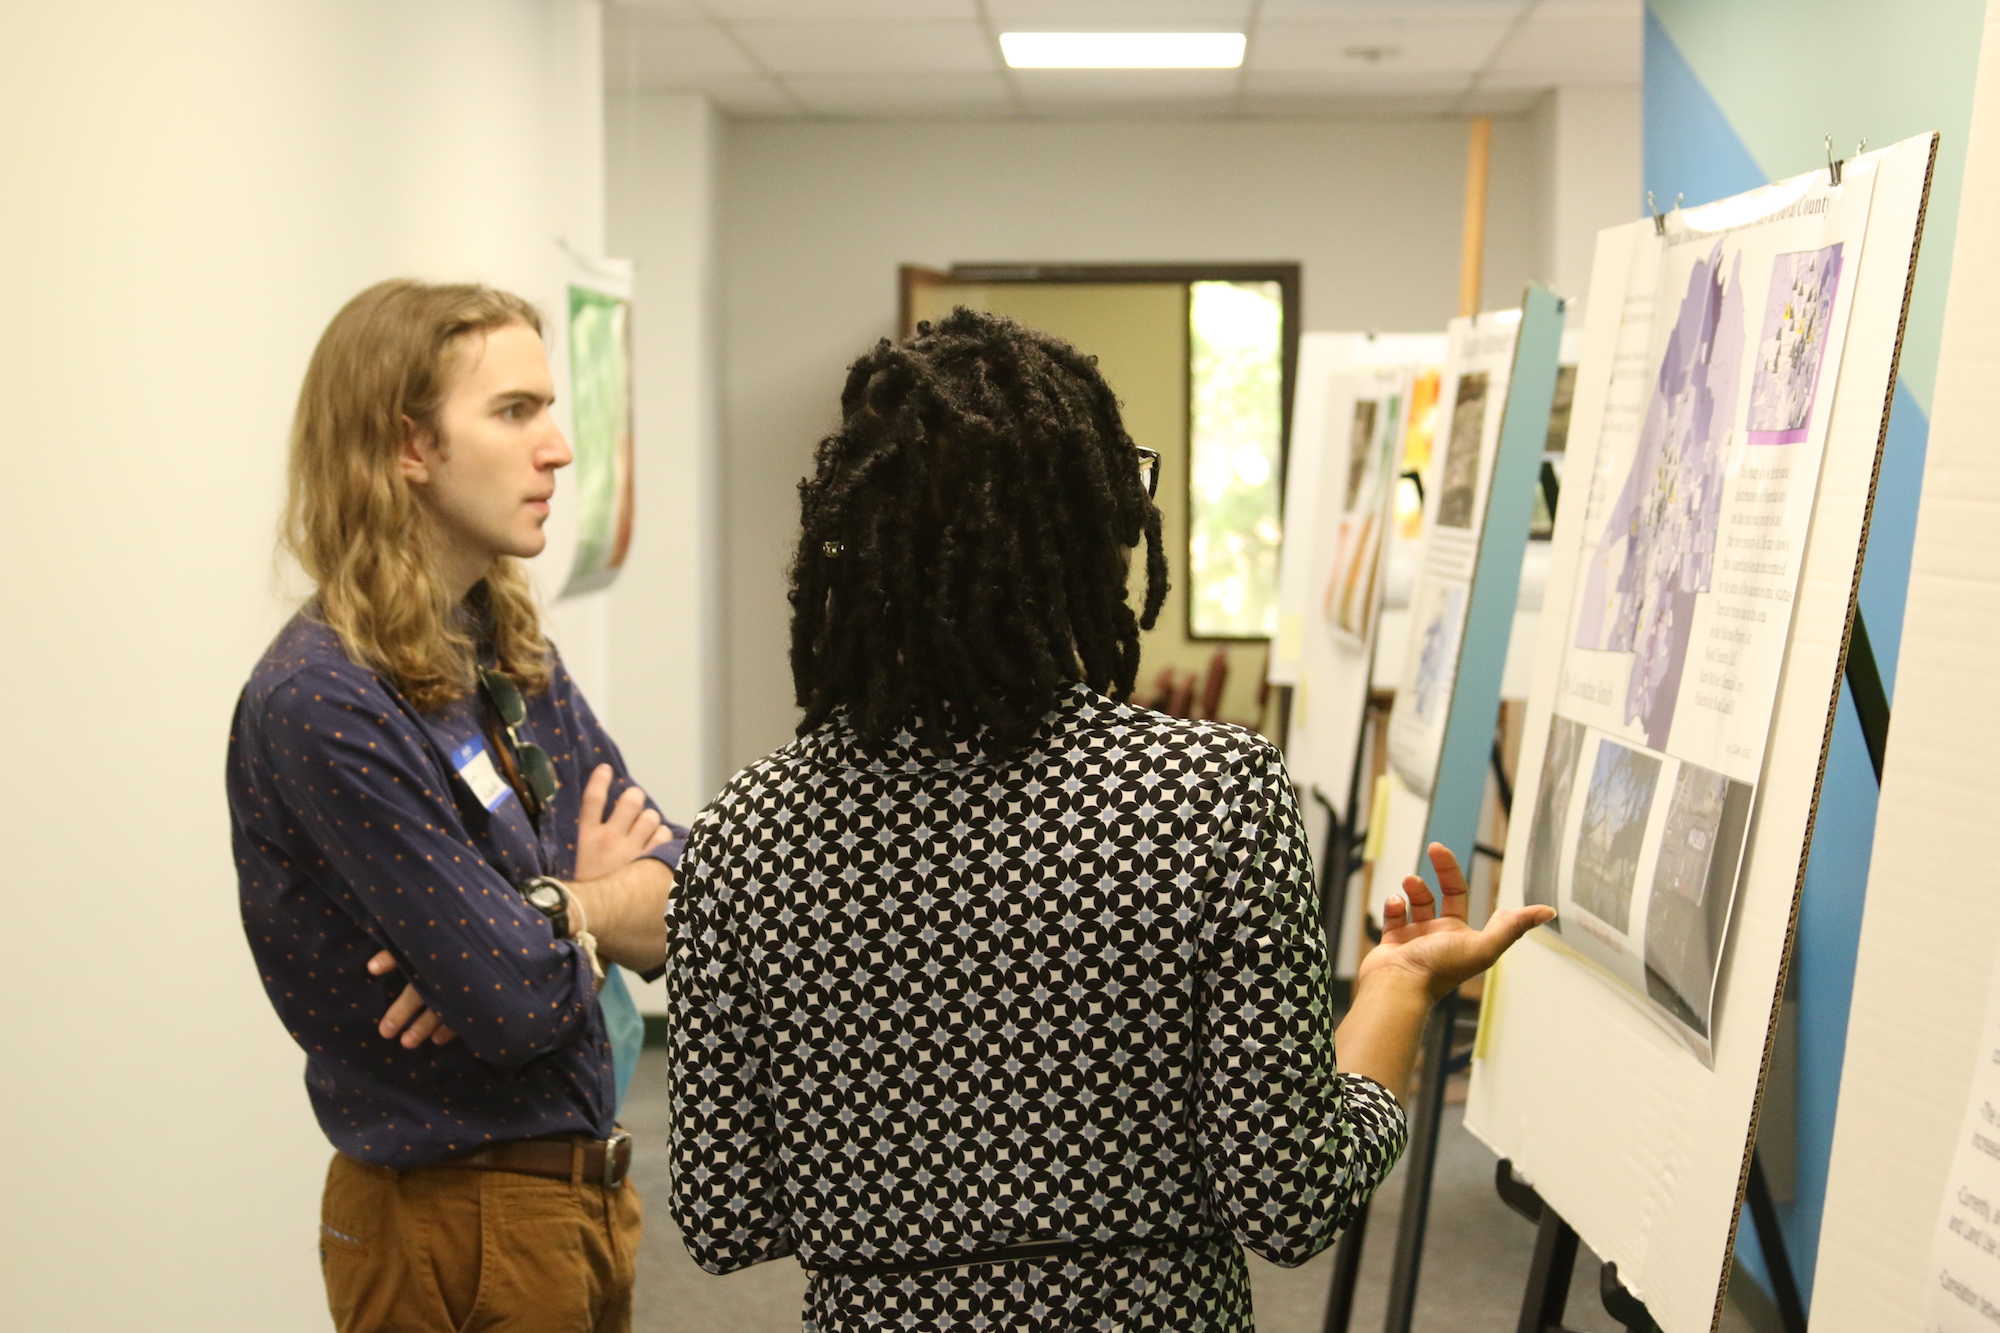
[1400,872,1437,923]
[1486,904,1556,948]
[1382,891,1409,934]
[1427,843,1472,921]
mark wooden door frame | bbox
[898,261,1303,643]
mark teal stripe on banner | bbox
[1417,288,1565,884]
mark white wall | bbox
[0,2,612,1327]
[715,115,1543,772]
[606,91,723,1013]
[1545,86,1645,305]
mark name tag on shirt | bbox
[451,738,513,812]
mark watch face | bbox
[527,884,563,912]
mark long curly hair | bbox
[283,279,551,711]
[789,307,1168,757]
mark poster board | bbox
[1386,310,1525,800]
[1272,333,1445,820]
[1812,19,2000,1325]
[543,253,637,598]
[1365,331,1581,924]
[1465,134,1935,1333]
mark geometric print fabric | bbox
[666,685,1407,1330]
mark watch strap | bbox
[520,875,572,939]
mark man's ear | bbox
[399,414,434,484]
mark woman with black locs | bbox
[664,307,1553,1331]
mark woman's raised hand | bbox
[1355,842,1555,1002]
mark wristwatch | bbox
[520,876,573,938]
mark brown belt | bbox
[437,1131,633,1188]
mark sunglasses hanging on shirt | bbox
[477,666,559,826]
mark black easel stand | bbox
[1380,992,1461,1333]
[1317,679,1383,1333]
[1497,1161,1662,1333]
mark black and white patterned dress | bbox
[666,685,1407,1331]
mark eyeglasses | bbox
[477,666,559,823]
[1135,446,1160,499]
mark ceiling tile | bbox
[1236,89,1465,116]
[603,15,759,80]
[1485,9,1640,82]
[1241,67,1471,96]
[1532,0,1642,19]
[1012,67,1239,107]
[732,20,998,73]
[784,72,1017,116]
[1249,18,1512,73]
[605,0,712,18]
[703,0,977,18]
[986,0,1252,27]
[1258,1,1529,19]
[1459,86,1545,114]
[605,68,801,113]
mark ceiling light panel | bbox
[1001,31,1246,68]
[733,20,997,73]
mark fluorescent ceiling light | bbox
[1000,32,1246,69]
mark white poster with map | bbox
[1523,164,1877,1058]
[1387,310,1521,798]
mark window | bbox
[1187,280,1286,638]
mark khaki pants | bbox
[319,1150,642,1333]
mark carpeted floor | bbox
[622,1047,1764,1332]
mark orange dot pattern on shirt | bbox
[228,613,683,1167]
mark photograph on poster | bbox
[1434,370,1488,529]
[1748,244,1843,443]
[1408,580,1466,725]
[1530,364,1579,539]
[1522,161,1875,1056]
[1344,398,1377,507]
[1323,384,1404,643]
[561,282,636,596]
[1524,713,1586,920]
[1546,365,1578,454]
[1571,738,1660,933]
[1386,311,1520,799]
[1643,764,1753,1036]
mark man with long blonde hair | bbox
[227,279,678,1332]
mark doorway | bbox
[901,263,1301,733]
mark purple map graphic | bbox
[1747,244,1843,444]
[1576,243,1745,750]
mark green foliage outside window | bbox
[1188,280,1284,638]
